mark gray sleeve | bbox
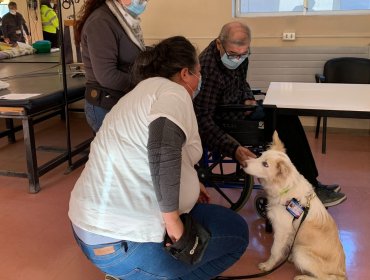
[83,18,133,92]
[147,117,186,213]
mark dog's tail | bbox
[269,131,286,153]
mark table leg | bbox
[22,118,40,193]
[5,119,16,143]
[322,117,327,154]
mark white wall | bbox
[20,0,368,130]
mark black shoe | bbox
[314,187,347,207]
[317,181,341,193]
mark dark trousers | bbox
[43,31,59,48]
[264,108,319,187]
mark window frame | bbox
[233,0,370,17]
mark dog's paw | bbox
[258,261,274,272]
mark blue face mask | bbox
[193,76,202,99]
[188,71,202,99]
[126,0,147,17]
[221,53,247,70]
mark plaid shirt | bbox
[193,40,254,157]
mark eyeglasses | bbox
[220,42,251,60]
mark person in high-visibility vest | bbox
[40,0,59,48]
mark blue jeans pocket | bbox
[90,242,167,280]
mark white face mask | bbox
[10,9,17,15]
[50,3,54,8]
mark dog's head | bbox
[244,132,295,189]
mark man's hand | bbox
[244,99,257,106]
[4,38,10,44]
[244,99,257,115]
[198,182,210,204]
[235,146,256,166]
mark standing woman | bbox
[40,0,59,48]
[69,36,249,280]
[74,0,148,132]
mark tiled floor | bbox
[0,116,369,279]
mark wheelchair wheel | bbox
[199,167,254,212]
[254,193,268,219]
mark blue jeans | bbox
[72,203,248,280]
[84,101,109,132]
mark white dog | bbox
[244,132,347,280]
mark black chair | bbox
[315,57,370,153]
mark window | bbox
[0,4,9,18]
[234,0,370,17]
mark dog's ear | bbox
[269,131,286,153]
[275,159,291,179]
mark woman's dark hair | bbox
[132,36,198,85]
[74,0,106,45]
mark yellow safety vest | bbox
[41,5,59,34]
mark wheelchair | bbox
[196,104,270,220]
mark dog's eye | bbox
[262,161,269,167]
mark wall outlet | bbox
[282,32,296,41]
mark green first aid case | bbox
[32,40,51,53]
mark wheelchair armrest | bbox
[251,88,263,94]
[315,73,326,83]
[216,104,258,112]
[251,88,266,101]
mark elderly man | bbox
[193,21,346,207]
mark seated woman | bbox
[68,36,248,280]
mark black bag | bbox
[163,213,210,265]
[85,83,125,110]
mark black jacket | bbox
[1,12,29,43]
